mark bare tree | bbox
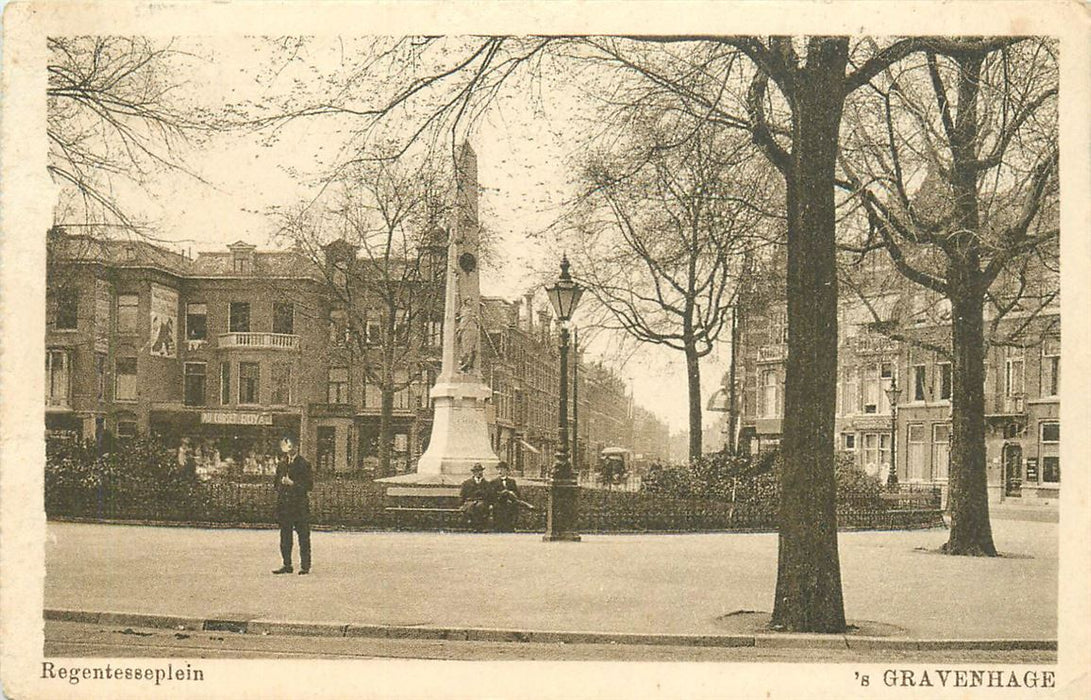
[840,37,1058,556]
[562,120,770,462]
[48,36,208,236]
[277,157,449,476]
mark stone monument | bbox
[385,143,499,485]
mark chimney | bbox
[538,308,552,342]
[524,293,535,332]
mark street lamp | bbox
[544,254,583,542]
[885,377,903,488]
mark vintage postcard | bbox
[2,1,1089,698]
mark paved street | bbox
[45,519,1056,643]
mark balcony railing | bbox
[218,333,299,350]
[988,393,1026,415]
[757,344,787,362]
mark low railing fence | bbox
[46,478,944,533]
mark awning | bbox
[518,439,541,454]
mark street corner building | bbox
[44,228,669,480]
[727,243,1060,508]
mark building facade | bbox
[733,253,1060,504]
[46,229,666,479]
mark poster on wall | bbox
[93,278,111,354]
[149,283,178,358]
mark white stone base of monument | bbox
[387,380,499,484]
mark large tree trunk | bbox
[770,38,848,633]
[940,51,997,557]
[943,280,997,555]
[684,341,703,461]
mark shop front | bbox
[150,409,301,480]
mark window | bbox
[938,362,952,401]
[271,362,292,405]
[233,255,251,274]
[118,295,139,334]
[327,368,349,404]
[273,302,294,335]
[55,288,79,330]
[862,364,892,414]
[393,370,410,409]
[1040,421,1059,484]
[843,433,856,451]
[116,420,137,439]
[1041,339,1059,397]
[760,368,779,418]
[842,367,858,416]
[95,353,107,401]
[220,362,231,405]
[932,423,950,480]
[364,380,381,408]
[1005,348,1024,397]
[115,357,137,401]
[913,364,927,402]
[184,363,207,406]
[229,302,250,333]
[426,320,443,347]
[861,432,890,475]
[329,309,348,347]
[46,350,71,406]
[184,303,207,343]
[907,423,928,480]
[365,319,381,345]
[238,362,259,404]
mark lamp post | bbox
[885,377,903,488]
[544,255,583,542]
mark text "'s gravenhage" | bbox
[42,661,205,686]
[883,669,1055,689]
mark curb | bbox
[44,609,1057,652]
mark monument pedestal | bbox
[378,381,499,486]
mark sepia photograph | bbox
[3,2,1089,698]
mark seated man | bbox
[459,463,492,531]
[491,461,524,532]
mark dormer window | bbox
[227,241,257,275]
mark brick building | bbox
[732,249,1060,504]
[45,228,662,478]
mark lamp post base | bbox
[543,477,581,542]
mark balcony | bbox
[988,393,1026,415]
[218,333,299,350]
[757,344,787,362]
[850,333,899,355]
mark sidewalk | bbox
[44,519,1057,648]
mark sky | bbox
[58,36,732,435]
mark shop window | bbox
[273,302,294,335]
[932,423,950,480]
[46,349,71,406]
[327,368,349,404]
[271,363,292,405]
[54,288,79,330]
[229,302,250,333]
[938,362,952,401]
[115,357,137,401]
[95,353,107,401]
[183,362,206,406]
[238,362,259,404]
[220,362,231,405]
[912,364,926,402]
[117,294,139,334]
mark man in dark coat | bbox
[272,435,313,575]
[491,462,521,532]
[459,463,492,531]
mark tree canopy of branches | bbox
[839,37,1058,556]
[566,120,771,462]
[47,36,207,236]
[277,157,449,476]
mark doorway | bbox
[1003,442,1023,497]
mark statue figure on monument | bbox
[455,295,479,373]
